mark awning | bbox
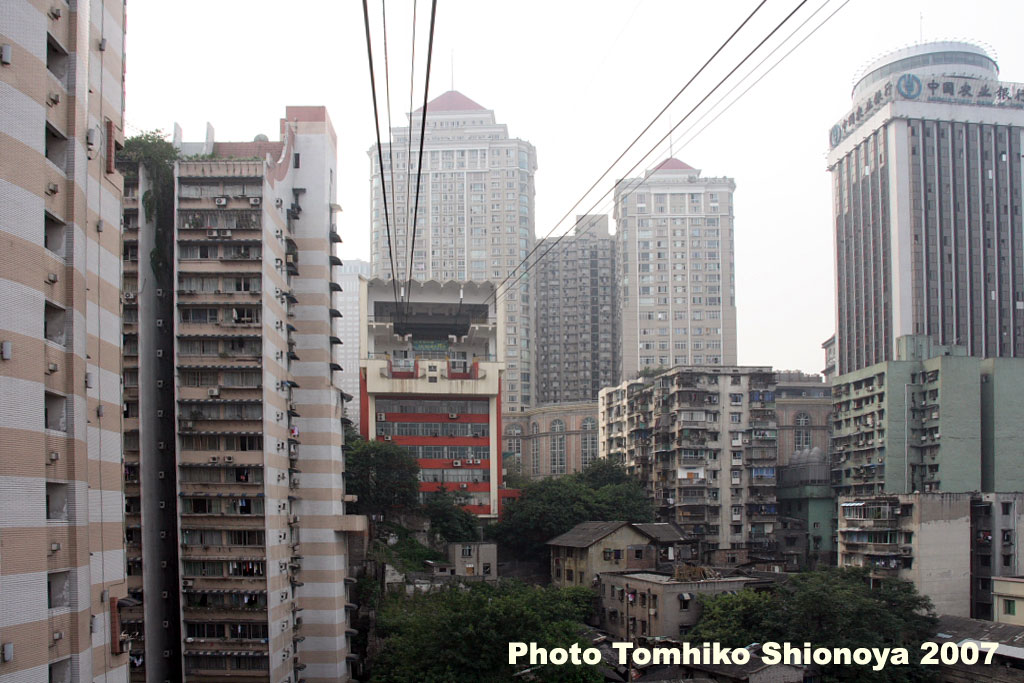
[118,597,142,608]
[841,501,865,507]
[678,593,693,601]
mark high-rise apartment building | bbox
[535,215,618,403]
[614,159,738,381]
[368,91,537,413]
[0,2,130,681]
[335,259,370,429]
[830,335,1024,498]
[599,367,777,564]
[827,41,1024,375]
[155,109,363,681]
[359,278,505,517]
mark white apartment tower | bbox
[615,159,738,381]
[0,2,130,681]
[369,91,538,413]
[827,41,1024,374]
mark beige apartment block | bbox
[614,159,738,380]
[164,109,364,682]
[368,91,538,414]
[0,1,130,681]
[993,577,1024,626]
[600,367,778,560]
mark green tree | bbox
[577,458,633,489]
[346,439,419,518]
[371,581,602,683]
[688,568,937,683]
[489,468,653,562]
[118,131,178,285]
[423,487,479,542]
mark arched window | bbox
[794,412,812,449]
[505,424,522,456]
[530,423,541,475]
[581,417,598,467]
[550,420,566,475]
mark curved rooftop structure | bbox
[852,41,998,100]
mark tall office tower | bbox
[828,41,1024,375]
[535,215,618,403]
[0,2,130,681]
[369,91,538,414]
[168,109,364,681]
[335,259,370,429]
[614,159,738,381]
[599,367,778,565]
[359,279,506,518]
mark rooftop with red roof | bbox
[413,90,487,114]
[652,158,696,171]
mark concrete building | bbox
[614,159,738,380]
[504,402,599,480]
[827,41,1024,375]
[831,335,1024,497]
[359,278,505,517]
[334,259,370,429]
[0,2,131,681]
[594,571,752,640]
[774,371,830,467]
[368,91,537,415]
[599,367,778,562]
[535,214,618,403]
[992,577,1024,626]
[445,542,498,579]
[777,447,834,570]
[165,110,364,682]
[838,492,1024,619]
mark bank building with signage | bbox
[827,41,1024,376]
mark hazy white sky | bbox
[125,0,1023,374]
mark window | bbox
[1005,599,1016,616]
[44,302,67,345]
[581,417,598,467]
[634,549,644,560]
[1003,502,1013,515]
[49,659,71,683]
[47,571,70,609]
[550,419,566,474]
[531,422,540,475]
[461,546,473,557]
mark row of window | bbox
[401,445,490,460]
[375,398,490,414]
[377,422,490,437]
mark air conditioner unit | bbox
[220,230,232,237]
[49,451,59,462]
[214,197,228,206]
[46,182,59,195]
[182,579,194,587]
[47,272,58,283]
[224,456,234,463]
[51,542,61,552]
[290,515,300,524]
[382,435,392,441]
[448,413,458,419]
[453,460,462,467]
[47,362,58,373]
[157,410,165,418]
[208,388,220,397]
[156,379,164,388]
[275,229,283,239]
[206,229,218,237]
[210,456,219,463]
[460,483,468,489]
[53,632,64,641]
[155,319,164,328]
[157,441,166,449]
[156,349,163,358]
[376,412,386,421]
[250,197,262,206]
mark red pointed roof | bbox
[413,90,487,114]
[652,158,695,171]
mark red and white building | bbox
[359,279,505,517]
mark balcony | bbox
[364,355,500,397]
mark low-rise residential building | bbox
[838,492,1024,619]
[446,542,498,579]
[359,279,505,517]
[546,522,658,588]
[594,571,752,640]
[932,615,1024,682]
[599,367,779,561]
[993,577,1024,626]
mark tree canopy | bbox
[688,568,937,683]
[345,438,420,518]
[423,487,479,542]
[489,460,653,561]
[371,581,601,683]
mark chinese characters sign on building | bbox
[829,75,1024,148]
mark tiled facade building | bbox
[369,91,537,414]
[614,159,738,380]
[0,2,130,680]
[827,41,1024,375]
[599,367,778,561]
[535,215,618,403]
[156,110,363,682]
[333,259,370,429]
